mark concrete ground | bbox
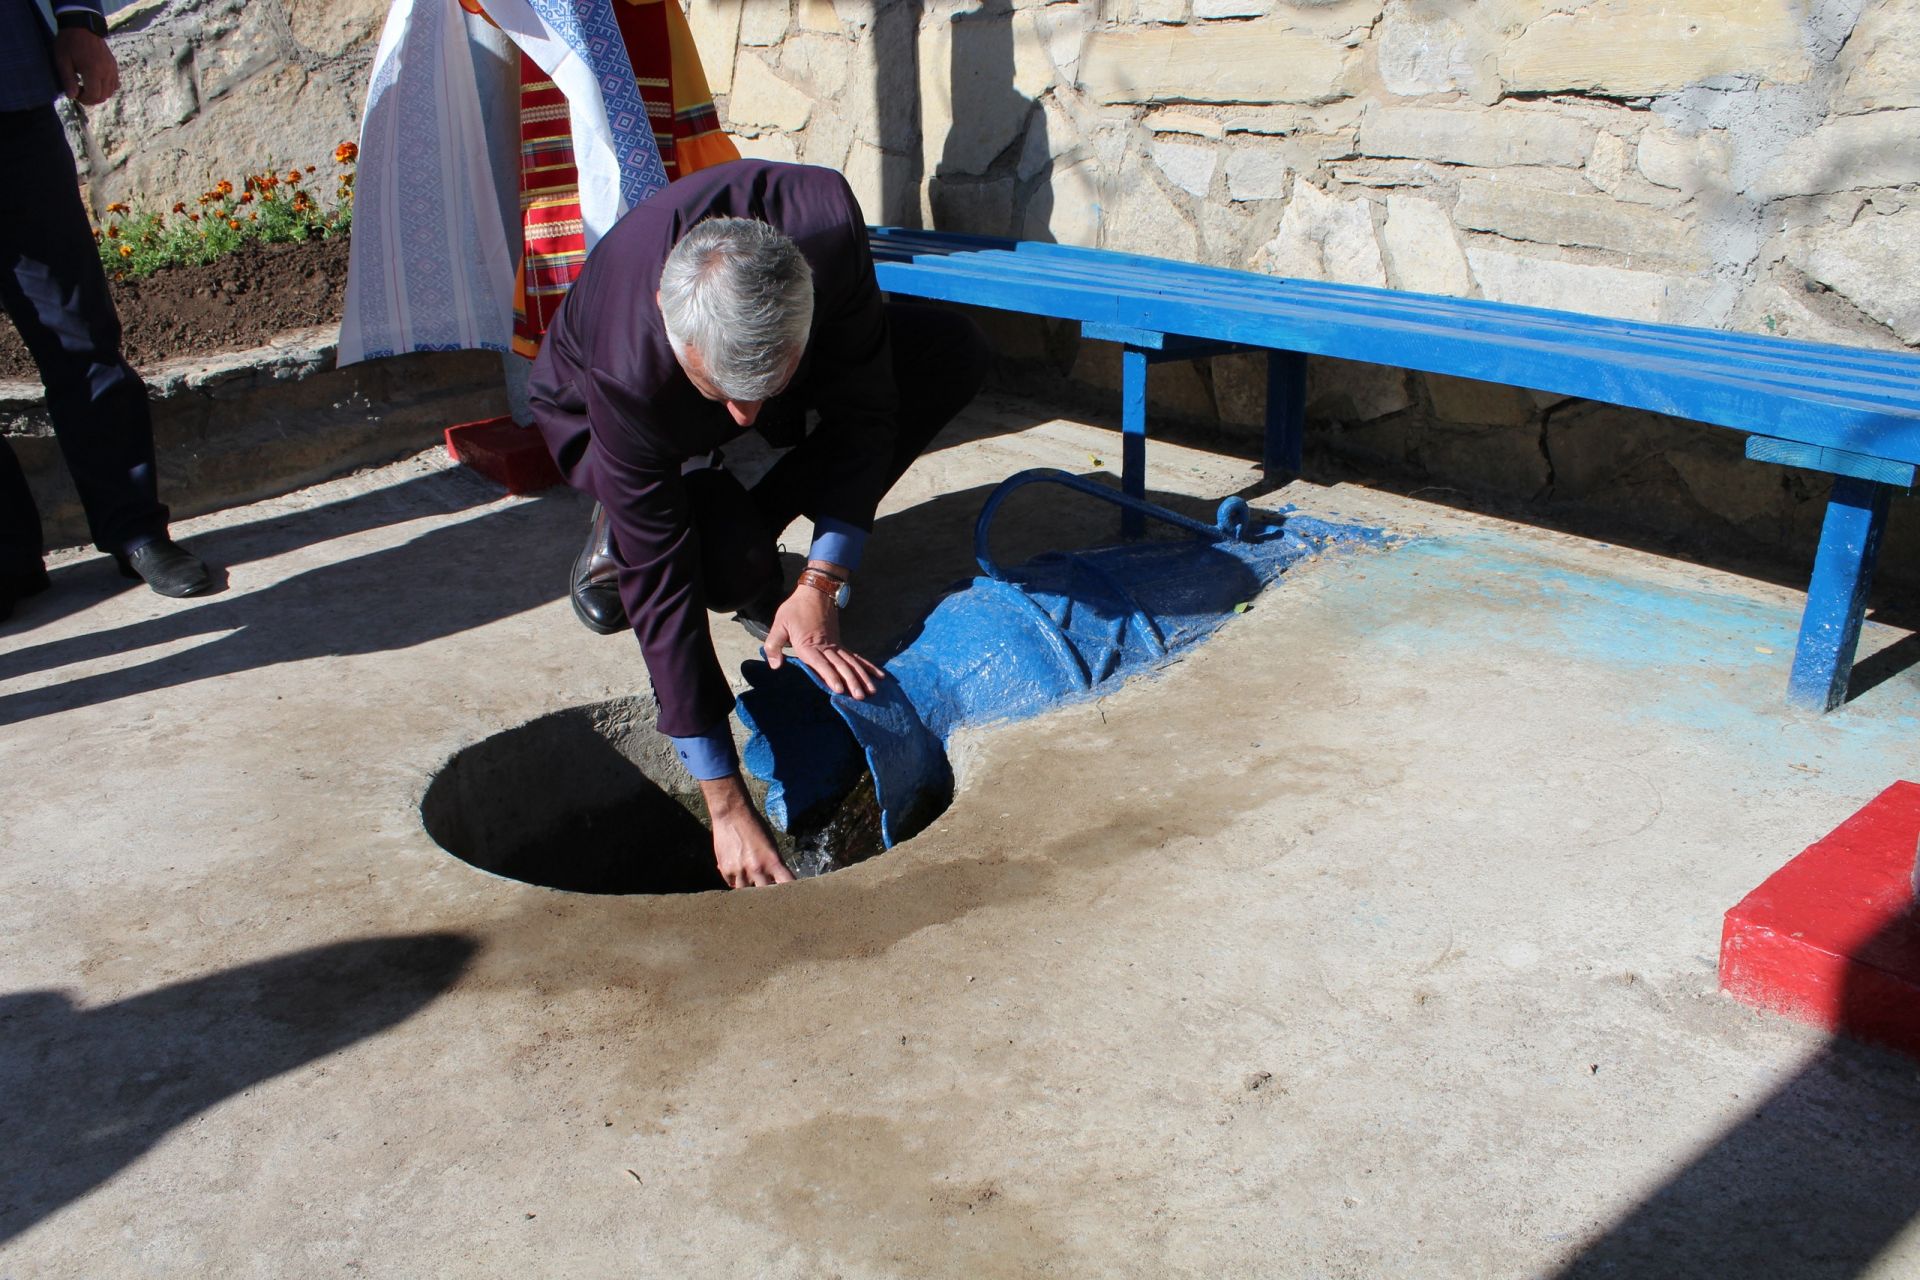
[3,394,1918,1278]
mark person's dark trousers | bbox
[0,105,168,580]
[689,301,988,611]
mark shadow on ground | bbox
[0,932,477,1245]
[1553,910,1920,1280]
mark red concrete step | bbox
[445,416,563,494]
[1721,780,1920,1058]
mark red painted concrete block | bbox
[1721,780,1920,1058]
[444,416,564,494]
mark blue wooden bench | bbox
[868,226,1920,714]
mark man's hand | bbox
[763,571,883,700]
[698,773,793,888]
[55,30,120,107]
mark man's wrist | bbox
[55,6,109,36]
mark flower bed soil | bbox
[0,235,351,382]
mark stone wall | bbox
[71,0,385,215]
[72,0,1920,586]
[692,0,1919,585]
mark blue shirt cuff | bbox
[808,519,868,571]
[669,724,738,781]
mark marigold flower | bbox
[92,227,101,239]
[189,213,200,222]
[172,201,187,214]
[117,244,132,257]
[215,179,233,196]
[105,224,118,238]
[240,191,254,204]
[247,211,257,222]
[286,169,302,184]
[335,141,359,165]
[228,219,241,230]
[106,201,129,214]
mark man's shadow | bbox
[0,484,581,727]
[0,932,478,1245]
[1552,907,1920,1278]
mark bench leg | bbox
[1787,476,1892,712]
[1264,349,1307,476]
[1120,345,1149,538]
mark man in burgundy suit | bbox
[530,160,986,888]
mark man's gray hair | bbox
[658,217,814,401]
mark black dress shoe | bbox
[0,563,50,622]
[732,579,783,642]
[115,537,213,598]
[570,501,628,634]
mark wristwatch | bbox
[57,8,109,36]
[796,567,852,609]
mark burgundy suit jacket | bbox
[528,161,898,738]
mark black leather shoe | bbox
[732,579,783,642]
[570,502,627,634]
[116,537,213,598]
[0,563,50,623]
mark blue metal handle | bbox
[973,468,1255,581]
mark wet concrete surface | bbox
[3,395,1919,1277]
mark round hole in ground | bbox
[420,697,885,894]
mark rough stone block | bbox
[1026,158,1104,247]
[1454,180,1703,267]
[1145,111,1226,140]
[1376,0,1485,99]
[1729,280,1883,350]
[1636,126,1734,197]
[1425,373,1536,428]
[1150,138,1217,198]
[931,177,1015,237]
[1254,182,1386,287]
[687,0,743,95]
[1748,110,1920,200]
[1412,420,1552,498]
[1466,246,1720,325]
[796,0,840,33]
[1079,23,1357,105]
[780,33,852,99]
[1103,152,1199,260]
[727,54,812,131]
[1381,194,1471,296]
[740,0,791,46]
[1194,0,1271,16]
[1225,144,1291,202]
[1307,356,1412,424]
[1070,341,1216,423]
[1788,207,1920,345]
[1357,105,1592,170]
[1497,0,1811,97]
[1834,0,1920,113]
[733,131,800,164]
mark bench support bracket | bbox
[1265,350,1307,476]
[1788,476,1893,713]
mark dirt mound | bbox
[0,235,352,382]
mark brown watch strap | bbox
[796,568,846,605]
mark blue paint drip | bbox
[736,474,1393,848]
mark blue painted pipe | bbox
[737,471,1392,849]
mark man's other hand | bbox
[698,774,793,888]
[55,30,121,107]
[763,583,882,699]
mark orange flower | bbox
[247,211,257,222]
[105,224,118,238]
[189,213,200,222]
[228,219,241,230]
[239,190,253,204]
[92,227,101,239]
[172,201,187,214]
[215,179,233,197]
[117,244,132,258]
[335,141,359,165]
[305,164,316,174]
[106,201,129,214]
